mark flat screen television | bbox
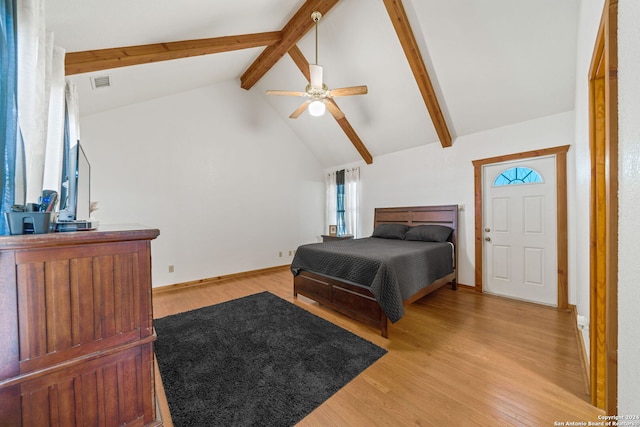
[57,141,95,230]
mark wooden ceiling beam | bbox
[240,0,340,90]
[287,45,311,82]
[288,45,373,164]
[64,32,281,75]
[383,0,453,148]
[333,112,373,164]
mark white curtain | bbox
[17,0,66,203]
[325,171,337,235]
[344,167,360,236]
[42,45,66,193]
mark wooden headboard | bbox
[373,205,459,248]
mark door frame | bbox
[588,0,618,413]
[472,145,570,310]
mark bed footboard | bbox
[293,271,389,338]
[294,270,456,338]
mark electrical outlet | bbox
[577,315,588,330]
[278,251,283,257]
[168,265,174,273]
[288,250,293,256]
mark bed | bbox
[291,205,458,338]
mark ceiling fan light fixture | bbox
[308,100,326,117]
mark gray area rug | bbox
[154,291,387,426]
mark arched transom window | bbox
[493,166,543,186]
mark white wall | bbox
[79,79,325,287]
[334,111,576,290]
[617,0,640,414]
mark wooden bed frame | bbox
[293,205,458,338]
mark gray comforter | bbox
[290,237,454,323]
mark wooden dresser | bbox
[0,225,161,426]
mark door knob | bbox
[485,237,491,242]
[484,227,491,232]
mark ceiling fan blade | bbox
[290,100,311,118]
[328,85,368,97]
[266,90,306,97]
[325,100,345,120]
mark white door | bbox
[483,156,557,306]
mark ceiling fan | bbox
[266,11,368,119]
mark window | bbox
[493,166,543,186]
[326,167,359,236]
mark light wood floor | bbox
[152,268,604,426]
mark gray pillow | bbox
[404,225,453,242]
[372,223,409,239]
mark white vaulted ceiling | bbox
[46,0,579,167]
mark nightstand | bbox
[321,234,354,242]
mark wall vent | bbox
[90,75,111,90]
